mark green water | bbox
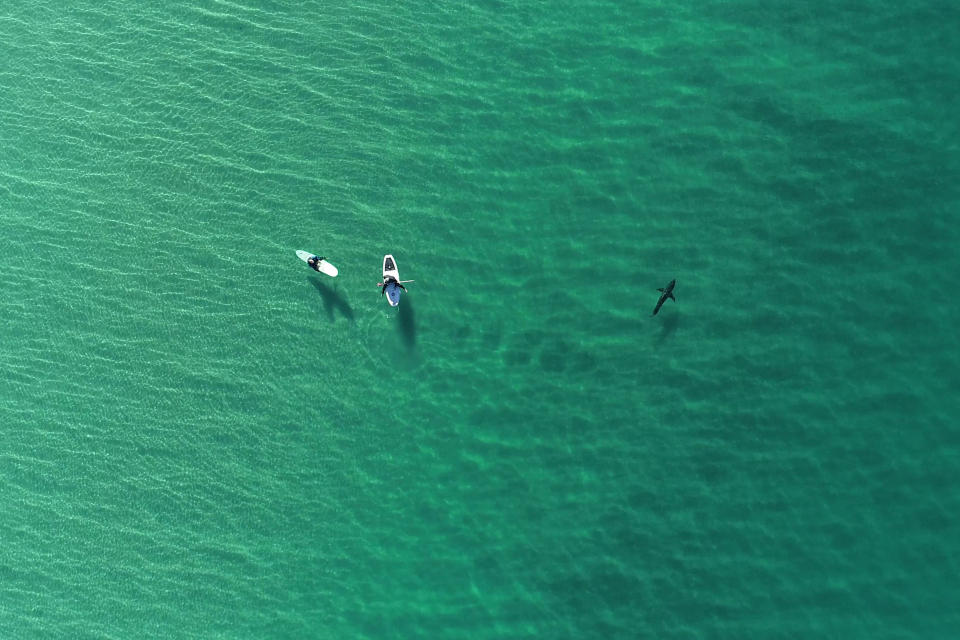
[2,1,958,637]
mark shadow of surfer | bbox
[397,298,416,348]
[307,277,355,322]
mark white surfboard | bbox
[381,254,401,307]
[296,250,338,277]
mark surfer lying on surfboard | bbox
[307,256,327,272]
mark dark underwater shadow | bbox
[656,310,680,345]
[307,277,355,322]
[397,298,416,348]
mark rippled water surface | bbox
[1,1,958,637]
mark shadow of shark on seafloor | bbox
[397,298,416,348]
[307,277,355,322]
[656,310,680,345]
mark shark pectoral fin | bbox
[668,293,675,301]
[657,288,664,292]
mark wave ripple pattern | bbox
[1,1,958,638]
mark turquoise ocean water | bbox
[1,1,958,637]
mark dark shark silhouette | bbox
[652,279,675,316]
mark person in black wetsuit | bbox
[307,256,326,272]
[380,275,407,296]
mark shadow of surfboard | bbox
[397,298,416,348]
[307,277,355,322]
